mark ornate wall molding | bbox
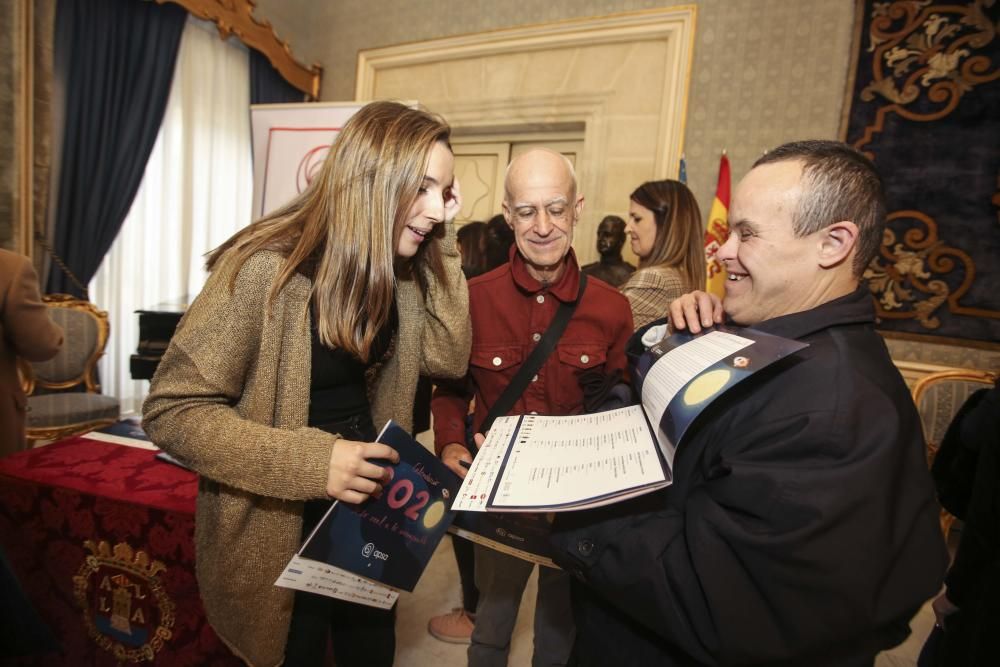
[157,0,321,98]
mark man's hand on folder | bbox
[668,290,724,334]
[327,438,399,504]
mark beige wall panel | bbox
[483,54,534,95]
[604,42,669,115]
[354,10,695,266]
[454,157,498,222]
[441,59,488,101]
[517,49,580,97]
[562,43,634,95]
[373,64,447,101]
[452,146,506,223]
[604,117,660,159]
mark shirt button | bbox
[492,356,502,366]
[577,539,594,557]
[531,374,538,382]
[580,354,590,364]
[536,294,545,304]
[532,332,541,342]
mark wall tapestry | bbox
[843,0,999,345]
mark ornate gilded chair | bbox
[911,368,998,537]
[19,295,120,445]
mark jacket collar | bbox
[751,284,876,340]
[510,246,582,303]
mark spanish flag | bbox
[704,152,730,299]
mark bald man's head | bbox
[501,148,584,283]
[504,148,578,203]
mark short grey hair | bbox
[753,140,885,277]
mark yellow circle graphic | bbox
[683,369,732,405]
[423,500,445,529]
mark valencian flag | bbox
[704,152,730,299]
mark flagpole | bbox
[703,151,731,299]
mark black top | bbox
[308,302,397,431]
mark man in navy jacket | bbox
[551,141,947,666]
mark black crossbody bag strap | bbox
[474,275,588,449]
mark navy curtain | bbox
[250,49,304,104]
[48,0,187,296]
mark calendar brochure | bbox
[452,327,806,513]
[276,421,460,608]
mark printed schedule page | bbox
[490,406,666,510]
[452,416,519,511]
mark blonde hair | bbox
[206,101,452,360]
[630,179,706,292]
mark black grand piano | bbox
[129,299,188,380]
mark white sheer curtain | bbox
[90,17,253,415]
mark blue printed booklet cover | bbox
[453,326,807,513]
[295,421,460,593]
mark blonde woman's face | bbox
[397,142,455,258]
[626,200,658,260]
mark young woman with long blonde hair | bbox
[143,101,471,667]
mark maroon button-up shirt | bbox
[432,248,633,454]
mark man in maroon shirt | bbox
[432,148,633,666]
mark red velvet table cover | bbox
[0,437,241,666]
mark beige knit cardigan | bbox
[142,229,470,667]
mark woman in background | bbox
[485,212,515,269]
[143,101,471,667]
[457,221,490,279]
[621,180,706,329]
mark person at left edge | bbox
[0,248,64,456]
[142,101,471,667]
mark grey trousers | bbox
[468,544,575,667]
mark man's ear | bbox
[501,202,514,230]
[817,221,858,269]
[573,195,585,226]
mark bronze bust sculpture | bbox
[581,215,635,287]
